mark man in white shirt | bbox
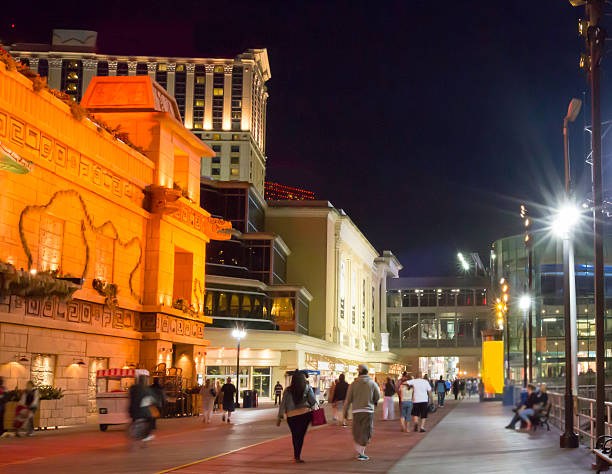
[407,373,433,432]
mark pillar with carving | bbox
[184,63,195,129]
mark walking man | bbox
[274,381,283,406]
[332,374,349,426]
[344,364,380,461]
[407,373,432,432]
[434,376,446,407]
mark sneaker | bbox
[342,423,347,427]
[142,434,155,442]
[357,454,369,461]
[420,428,426,432]
[227,418,231,423]
[26,432,34,437]
[505,425,515,430]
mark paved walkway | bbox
[391,397,594,473]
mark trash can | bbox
[242,390,253,408]
[502,384,515,406]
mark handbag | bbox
[149,405,160,419]
[311,405,327,426]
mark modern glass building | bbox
[491,232,612,387]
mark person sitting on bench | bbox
[505,383,539,431]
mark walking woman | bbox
[277,371,317,463]
[200,379,216,424]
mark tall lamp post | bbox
[519,294,531,388]
[553,203,580,448]
[521,205,534,383]
[232,327,246,408]
[569,0,606,462]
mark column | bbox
[166,63,176,96]
[127,61,137,76]
[108,60,118,76]
[222,64,233,130]
[28,58,39,74]
[380,271,389,352]
[147,62,157,81]
[262,93,268,154]
[81,59,98,96]
[184,63,195,129]
[241,64,252,131]
[47,58,62,90]
[203,64,214,130]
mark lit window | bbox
[193,123,203,129]
[176,64,184,72]
[69,61,79,69]
[195,99,204,107]
[232,100,242,108]
[214,65,224,73]
[230,168,239,176]
[67,71,79,80]
[211,168,220,176]
[158,64,167,71]
[66,83,77,91]
[212,134,221,141]
[232,134,240,140]
[213,88,224,96]
[231,111,241,119]
[95,234,115,282]
[196,76,205,84]
[39,214,63,272]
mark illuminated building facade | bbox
[264,182,316,201]
[4,29,270,196]
[0,61,230,423]
[491,233,612,388]
[386,276,493,378]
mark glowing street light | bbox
[519,294,531,311]
[232,327,247,406]
[457,252,470,271]
[552,203,581,238]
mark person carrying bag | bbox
[277,371,317,463]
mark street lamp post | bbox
[554,203,580,448]
[521,205,534,383]
[232,327,246,408]
[519,294,531,388]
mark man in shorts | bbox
[407,373,432,432]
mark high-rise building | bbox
[3,29,270,196]
[264,182,316,201]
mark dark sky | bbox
[3,1,605,276]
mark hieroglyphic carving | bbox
[139,312,205,340]
[0,110,143,206]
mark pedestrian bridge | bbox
[391,397,594,473]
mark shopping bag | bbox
[311,407,327,426]
[149,405,160,419]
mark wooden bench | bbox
[593,436,612,472]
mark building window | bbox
[212,157,221,164]
[38,214,64,272]
[339,260,346,318]
[232,134,240,140]
[213,88,224,96]
[196,76,205,84]
[195,99,204,107]
[231,145,240,153]
[212,134,221,140]
[211,167,220,176]
[212,145,221,152]
[158,64,167,71]
[193,123,203,129]
[213,65,224,73]
[67,71,78,80]
[230,168,239,176]
[95,234,115,282]
[176,64,184,72]
[31,354,56,386]
[230,156,239,165]
[362,279,366,329]
[351,270,357,324]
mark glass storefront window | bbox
[420,290,436,307]
[420,314,438,346]
[438,313,456,347]
[389,313,400,347]
[253,367,271,398]
[457,316,474,346]
[402,291,418,306]
[388,291,401,308]
[401,314,419,347]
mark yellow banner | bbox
[482,341,504,394]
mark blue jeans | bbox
[437,391,445,406]
[518,408,535,423]
[400,401,413,420]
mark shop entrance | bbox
[253,367,271,398]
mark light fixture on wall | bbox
[73,359,86,366]
[16,354,29,363]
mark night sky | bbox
[3,1,604,276]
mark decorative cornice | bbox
[82,59,98,70]
[186,63,196,73]
[166,63,176,73]
[107,60,118,70]
[127,61,138,72]
[147,62,157,72]
[223,64,233,74]
[28,58,39,67]
[205,64,215,74]
[48,58,63,68]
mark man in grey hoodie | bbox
[343,363,380,461]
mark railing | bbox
[549,391,612,449]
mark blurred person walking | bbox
[149,378,165,431]
[452,379,459,400]
[220,377,237,423]
[0,377,6,436]
[213,380,222,412]
[398,375,414,432]
[332,374,349,426]
[274,381,283,406]
[343,364,380,461]
[277,370,317,463]
[382,377,396,420]
[434,376,447,407]
[200,379,217,423]
[128,375,155,444]
[407,373,433,432]
[16,381,39,437]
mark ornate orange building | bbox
[0,61,230,424]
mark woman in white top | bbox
[398,376,414,432]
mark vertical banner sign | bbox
[482,341,504,394]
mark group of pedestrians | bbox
[0,378,40,438]
[505,383,549,431]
